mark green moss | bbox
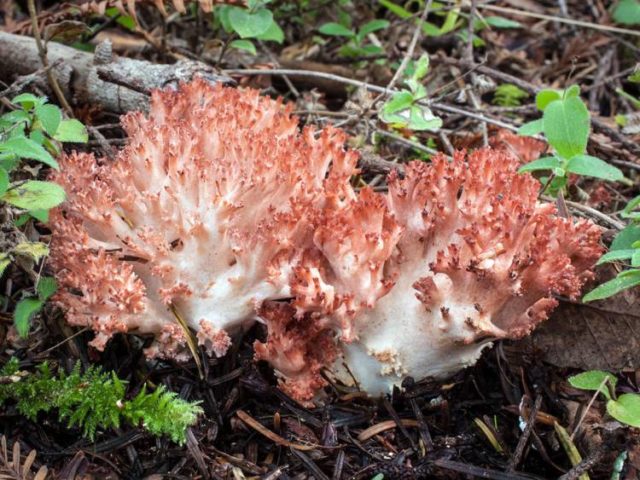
[0,359,202,444]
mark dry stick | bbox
[507,395,542,472]
[436,57,537,94]
[541,196,626,230]
[375,128,439,156]
[472,2,640,37]
[258,40,300,98]
[224,68,520,131]
[385,0,433,92]
[558,447,605,480]
[570,375,610,442]
[26,0,72,115]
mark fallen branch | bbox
[0,31,232,113]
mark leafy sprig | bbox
[380,54,442,132]
[518,85,625,195]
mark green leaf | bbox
[1,110,31,128]
[382,91,414,116]
[517,119,544,136]
[612,0,640,25]
[11,93,45,110]
[216,5,234,33]
[359,44,384,55]
[583,270,640,302]
[543,96,590,159]
[254,20,284,43]
[0,253,10,278]
[535,89,562,110]
[0,168,8,197]
[230,39,257,55]
[621,195,640,218]
[596,249,636,265]
[632,250,640,267]
[14,214,30,227]
[478,16,522,29]
[105,7,136,30]
[379,0,412,18]
[359,19,389,36]
[0,137,58,169]
[607,394,640,427]
[37,276,57,301]
[14,297,43,338]
[421,20,441,36]
[563,84,581,99]
[228,7,273,38]
[518,156,561,173]
[407,105,443,131]
[2,180,65,211]
[13,242,49,262]
[439,5,461,35]
[568,370,617,400]
[319,22,354,37]
[34,104,62,136]
[566,154,624,181]
[29,209,49,223]
[612,224,640,251]
[53,119,88,143]
[412,54,430,81]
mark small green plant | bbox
[318,18,389,58]
[0,94,87,336]
[379,54,442,132]
[215,0,284,56]
[568,370,640,428]
[0,358,202,444]
[517,85,625,195]
[0,94,86,215]
[583,197,640,302]
[492,83,529,107]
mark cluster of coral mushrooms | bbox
[50,80,602,403]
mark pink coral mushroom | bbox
[50,80,602,403]
[256,149,602,400]
[50,79,357,359]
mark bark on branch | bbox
[0,31,232,113]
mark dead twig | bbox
[26,0,72,114]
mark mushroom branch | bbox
[49,80,602,403]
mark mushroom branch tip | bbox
[49,80,602,403]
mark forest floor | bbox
[0,1,639,479]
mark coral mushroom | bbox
[257,149,602,400]
[50,80,358,359]
[50,80,602,403]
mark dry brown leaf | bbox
[525,292,640,371]
[0,436,49,480]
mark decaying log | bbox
[0,31,233,113]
